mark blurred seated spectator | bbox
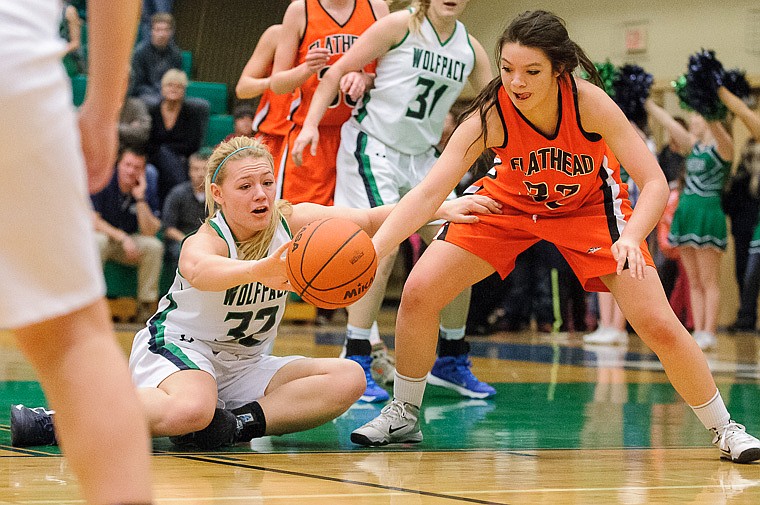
[224,104,255,142]
[722,154,760,309]
[119,96,152,149]
[131,13,182,107]
[139,0,174,45]
[91,146,164,322]
[161,149,209,277]
[147,69,209,206]
[60,1,84,77]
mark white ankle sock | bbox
[439,325,465,340]
[346,324,371,341]
[369,321,382,346]
[691,390,730,430]
[393,371,428,408]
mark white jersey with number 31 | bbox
[354,15,475,155]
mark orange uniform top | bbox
[289,0,379,126]
[253,88,292,137]
[471,74,628,217]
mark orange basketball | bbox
[286,217,377,309]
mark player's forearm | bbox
[621,177,669,244]
[236,76,271,100]
[270,64,313,94]
[302,70,342,129]
[85,1,139,118]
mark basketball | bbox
[286,217,378,309]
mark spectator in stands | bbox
[131,12,182,107]
[224,104,255,142]
[147,68,209,206]
[139,0,174,44]
[91,146,164,323]
[60,1,84,77]
[120,96,152,149]
[161,149,209,277]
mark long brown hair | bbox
[204,136,290,261]
[459,10,603,149]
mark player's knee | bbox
[167,396,217,433]
[338,359,367,404]
[400,273,446,313]
[633,311,681,348]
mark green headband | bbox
[211,146,257,183]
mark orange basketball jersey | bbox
[289,0,379,126]
[253,88,292,137]
[468,74,629,217]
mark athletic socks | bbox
[691,390,731,430]
[231,401,267,442]
[393,370,428,408]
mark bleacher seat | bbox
[181,50,192,78]
[204,114,234,147]
[71,74,87,107]
[104,261,174,301]
[186,81,228,115]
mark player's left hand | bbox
[340,71,370,102]
[611,236,645,279]
[437,194,502,223]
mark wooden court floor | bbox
[0,315,759,504]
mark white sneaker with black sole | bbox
[350,399,422,446]
[712,421,760,463]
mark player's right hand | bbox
[292,125,320,167]
[304,47,330,74]
[252,241,291,291]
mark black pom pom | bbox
[613,64,653,125]
[724,69,751,100]
[678,49,728,120]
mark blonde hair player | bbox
[349,10,760,464]
[12,136,501,451]
[1,0,154,504]
[292,0,493,402]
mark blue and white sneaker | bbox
[346,354,390,403]
[428,354,496,399]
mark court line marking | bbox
[173,454,511,505]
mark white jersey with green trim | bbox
[354,16,475,155]
[147,212,292,356]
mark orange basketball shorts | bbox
[437,199,654,292]
[280,124,342,205]
[254,132,287,179]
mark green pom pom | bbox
[595,60,618,97]
[580,60,618,97]
[672,75,693,111]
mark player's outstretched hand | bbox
[611,237,645,279]
[436,194,503,223]
[292,125,320,167]
[252,241,292,291]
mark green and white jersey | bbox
[354,16,475,155]
[147,212,292,358]
[683,144,731,197]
